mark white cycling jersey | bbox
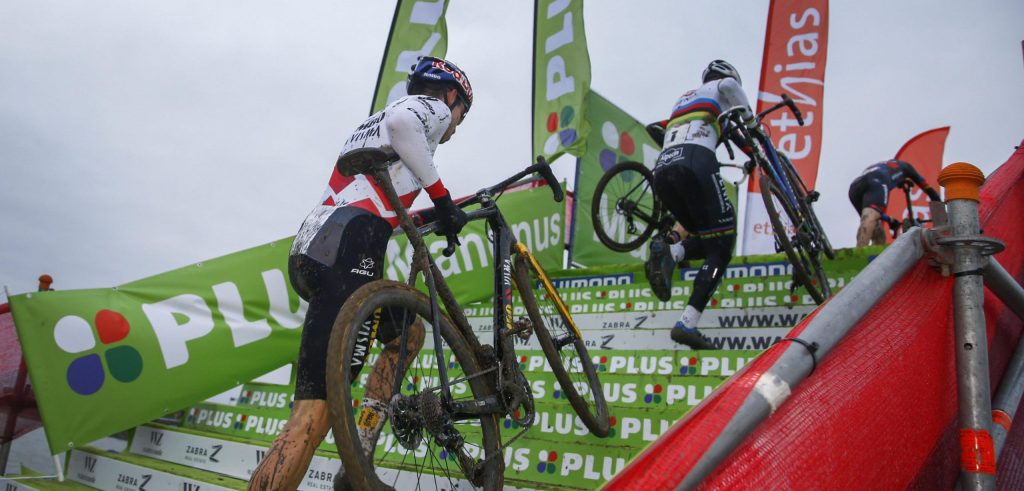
[663,77,752,152]
[291,95,454,257]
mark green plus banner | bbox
[533,0,591,161]
[370,0,451,114]
[570,91,663,268]
[8,185,563,454]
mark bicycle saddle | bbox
[645,121,666,147]
[336,147,399,177]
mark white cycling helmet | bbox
[702,60,741,85]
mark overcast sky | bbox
[2,1,1022,301]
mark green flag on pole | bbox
[370,0,451,114]
[532,0,591,161]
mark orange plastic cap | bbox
[938,162,985,202]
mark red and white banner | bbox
[742,0,829,255]
[885,127,949,242]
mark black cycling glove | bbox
[431,192,468,236]
[923,186,941,202]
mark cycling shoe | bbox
[644,237,675,302]
[670,322,715,350]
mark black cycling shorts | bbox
[848,173,889,214]
[288,206,411,400]
[653,144,736,237]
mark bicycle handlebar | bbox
[421,156,564,256]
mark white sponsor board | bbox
[0,478,39,491]
[129,426,529,491]
[129,426,339,490]
[66,448,234,491]
[741,192,776,255]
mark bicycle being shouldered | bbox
[591,94,835,304]
[326,148,610,490]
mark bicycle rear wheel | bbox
[591,161,662,252]
[512,250,611,437]
[778,153,835,260]
[326,280,503,490]
[760,175,831,304]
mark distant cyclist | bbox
[248,56,473,491]
[645,60,759,350]
[848,159,941,247]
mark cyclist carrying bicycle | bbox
[645,60,761,350]
[248,56,473,491]
[848,159,940,247]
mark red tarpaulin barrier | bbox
[0,307,41,443]
[607,141,1024,490]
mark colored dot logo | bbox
[679,356,699,376]
[597,356,608,372]
[542,106,578,156]
[519,356,529,371]
[643,384,663,404]
[503,410,525,430]
[535,450,559,474]
[352,398,361,409]
[55,310,142,395]
[598,121,637,172]
[186,408,199,423]
[608,416,618,438]
[239,390,252,404]
[234,414,246,430]
[552,385,569,400]
[405,376,421,392]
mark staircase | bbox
[2,250,869,490]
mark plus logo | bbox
[54,310,142,395]
[679,356,699,376]
[643,384,663,404]
[597,120,638,171]
[535,450,559,474]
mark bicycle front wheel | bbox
[591,161,662,252]
[326,280,503,490]
[512,250,611,437]
[760,175,831,304]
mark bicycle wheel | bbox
[512,251,611,437]
[327,280,503,490]
[760,175,831,304]
[591,161,662,252]
[777,153,836,260]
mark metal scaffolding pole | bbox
[984,259,1024,458]
[938,163,1000,491]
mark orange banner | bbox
[886,127,949,239]
[741,0,829,255]
[750,0,829,191]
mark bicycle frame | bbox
[364,157,564,422]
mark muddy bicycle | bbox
[326,148,610,490]
[591,94,834,304]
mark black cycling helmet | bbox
[407,56,473,112]
[702,59,742,85]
